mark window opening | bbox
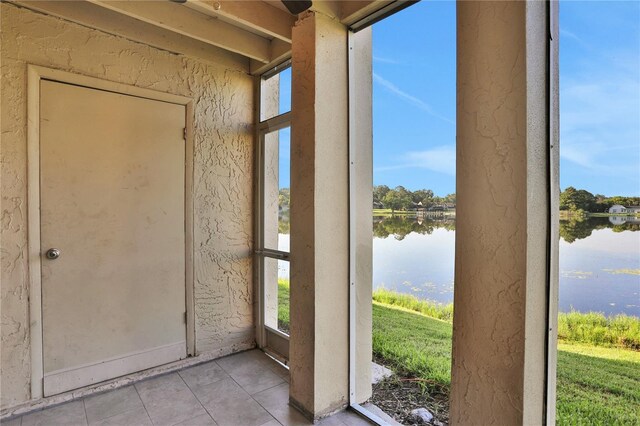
[256,63,292,362]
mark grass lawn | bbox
[373,302,640,425]
[556,344,640,424]
[277,278,290,334]
[279,283,640,424]
[373,209,415,216]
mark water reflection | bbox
[560,215,640,243]
[372,216,456,304]
[373,215,455,240]
[371,215,640,316]
[279,213,639,315]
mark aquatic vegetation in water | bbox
[561,270,594,279]
[603,268,640,276]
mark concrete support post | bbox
[289,10,350,419]
[451,1,558,424]
[350,27,374,405]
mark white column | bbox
[350,27,374,404]
[451,1,559,424]
[289,10,350,419]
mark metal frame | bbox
[350,0,419,33]
[254,61,292,360]
[545,1,560,423]
[346,28,387,426]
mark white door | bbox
[40,80,187,396]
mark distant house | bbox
[626,206,640,214]
[409,201,426,211]
[373,201,384,209]
[609,204,627,214]
[609,216,628,226]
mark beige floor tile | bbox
[266,362,290,384]
[252,384,310,426]
[207,397,274,426]
[135,373,206,426]
[84,386,144,423]
[0,416,22,426]
[216,351,272,376]
[21,401,87,426]
[172,413,217,426]
[90,408,152,426]
[189,378,249,409]
[216,352,284,395]
[233,368,284,396]
[332,411,373,426]
[179,362,229,390]
[258,420,282,426]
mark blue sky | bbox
[372,1,640,197]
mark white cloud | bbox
[560,72,639,175]
[559,22,640,182]
[375,145,456,176]
[373,55,399,64]
[373,73,454,124]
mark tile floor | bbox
[1,350,374,426]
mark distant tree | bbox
[605,196,640,209]
[373,185,391,204]
[382,187,412,212]
[560,187,596,212]
[412,189,434,205]
[278,188,290,210]
[444,193,456,205]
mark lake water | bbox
[277,215,639,317]
[372,215,640,317]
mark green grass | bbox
[372,209,416,216]
[556,347,640,425]
[558,341,640,363]
[589,212,640,217]
[277,278,290,333]
[372,302,452,390]
[373,288,454,322]
[278,283,640,424]
[373,288,640,350]
[372,302,640,425]
[558,310,640,350]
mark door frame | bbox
[27,65,195,400]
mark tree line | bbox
[559,187,640,213]
[279,186,456,213]
[373,185,456,212]
[280,185,638,214]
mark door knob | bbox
[45,248,61,260]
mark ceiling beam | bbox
[88,0,272,63]
[184,0,295,43]
[8,1,249,69]
[340,0,395,26]
[250,38,291,75]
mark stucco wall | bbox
[451,1,554,424]
[1,3,255,409]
